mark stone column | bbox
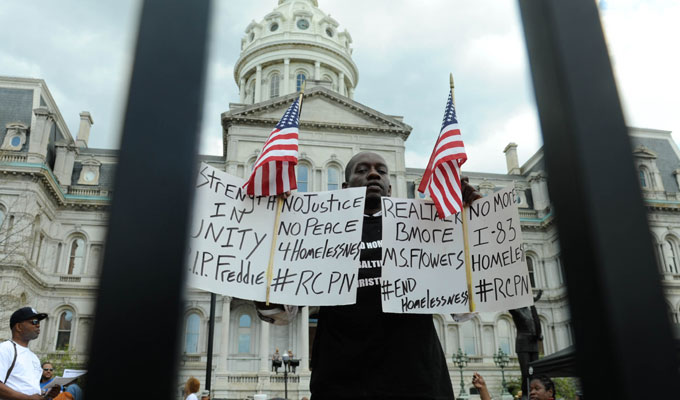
[259,318,270,372]
[338,72,345,96]
[255,65,262,103]
[283,58,291,95]
[504,143,521,174]
[53,143,76,186]
[76,112,93,148]
[239,78,246,103]
[28,107,53,163]
[299,306,310,371]
[529,172,550,212]
[314,61,321,80]
[348,87,355,99]
[217,296,231,372]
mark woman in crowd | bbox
[529,375,556,400]
[184,377,200,400]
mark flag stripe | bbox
[417,90,467,219]
[244,97,302,196]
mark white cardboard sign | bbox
[380,198,469,313]
[467,186,534,312]
[187,163,365,305]
[380,186,533,313]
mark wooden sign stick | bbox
[265,83,306,305]
[451,73,476,312]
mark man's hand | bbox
[42,386,61,399]
[472,372,491,400]
[461,176,482,207]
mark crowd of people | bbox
[0,307,83,399]
[472,371,557,400]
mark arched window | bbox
[639,169,647,188]
[527,256,536,287]
[461,321,477,355]
[327,166,341,191]
[665,237,680,274]
[68,238,85,275]
[497,319,512,354]
[297,164,309,192]
[270,73,280,98]
[56,310,73,350]
[0,205,5,228]
[296,73,306,92]
[538,320,547,355]
[639,166,652,189]
[185,313,200,353]
[249,81,256,104]
[238,314,252,354]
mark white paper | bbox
[380,197,470,313]
[187,163,365,305]
[467,186,534,312]
[268,188,366,305]
[62,369,86,378]
[379,186,534,314]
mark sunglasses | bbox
[43,368,54,372]
[28,319,40,325]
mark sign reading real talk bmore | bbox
[186,163,365,306]
[380,186,533,314]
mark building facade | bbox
[1,1,679,399]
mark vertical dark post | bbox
[85,0,212,399]
[205,293,217,391]
[518,0,680,398]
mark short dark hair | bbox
[41,361,53,368]
[344,151,388,182]
[531,375,556,397]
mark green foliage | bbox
[41,345,86,387]
[553,377,580,400]
[506,377,522,396]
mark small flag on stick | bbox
[418,85,468,219]
[244,97,301,196]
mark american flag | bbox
[418,90,467,219]
[244,97,301,196]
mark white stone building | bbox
[1,1,679,399]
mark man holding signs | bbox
[258,151,481,399]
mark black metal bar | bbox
[518,0,680,398]
[85,0,212,398]
[205,293,216,391]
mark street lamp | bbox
[452,348,469,399]
[282,352,290,400]
[493,347,510,398]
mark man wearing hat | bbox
[0,307,60,399]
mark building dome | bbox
[235,0,359,104]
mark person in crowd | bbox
[272,348,282,373]
[257,152,481,399]
[529,375,556,400]
[184,377,200,400]
[0,307,61,400]
[286,350,295,373]
[471,372,491,400]
[40,361,55,389]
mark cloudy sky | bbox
[1,0,677,173]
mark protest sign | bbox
[187,163,365,305]
[380,198,470,314]
[380,185,533,314]
[467,186,534,312]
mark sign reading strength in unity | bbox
[187,163,366,305]
[380,186,533,314]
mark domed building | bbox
[235,0,358,104]
[2,1,680,399]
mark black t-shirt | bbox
[310,215,454,400]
